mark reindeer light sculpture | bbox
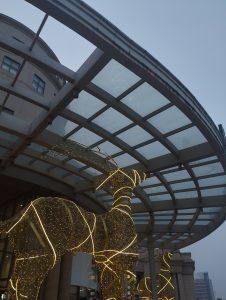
[137,251,175,300]
[0,168,146,300]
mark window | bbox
[32,74,45,95]
[1,56,20,75]
[0,106,14,115]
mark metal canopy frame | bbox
[0,0,225,250]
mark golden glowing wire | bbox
[114,203,131,210]
[31,203,56,268]
[163,254,170,269]
[96,169,119,190]
[113,186,133,197]
[157,274,174,294]
[111,207,134,223]
[144,277,152,293]
[6,203,32,234]
[70,204,96,254]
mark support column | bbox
[58,253,73,300]
[147,237,158,300]
[37,281,46,300]
[177,273,186,300]
[43,260,61,300]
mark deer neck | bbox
[111,184,133,214]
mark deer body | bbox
[1,169,146,300]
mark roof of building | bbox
[0,0,226,250]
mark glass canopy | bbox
[0,0,225,250]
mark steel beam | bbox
[132,195,226,213]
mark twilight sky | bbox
[1,0,226,298]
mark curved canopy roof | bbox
[0,0,226,250]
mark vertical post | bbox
[43,260,61,300]
[147,236,158,300]
[58,253,73,300]
[76,286,80,300]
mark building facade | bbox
[0,13,65,126]
[194,272,215,300]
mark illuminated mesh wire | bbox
[137,252,175,300]
[0,168,146,300]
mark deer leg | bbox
[8,254,54,300]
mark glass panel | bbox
[175,191,198,199]
[0,131,18,143]
[203,207,221,213]
[0,147,8,158]
[121,82,169,117]
[64,174,82,185]
[15,154,32,165]
[178,208,196,214]
[137,141,170,159]
[194,220,210,225]
[189,156,218,166]
[117,126,152,147]
[95,190,108,197]
[148,106,191,134]
[155,239,165,243]
[28,143,47,153]
[198,175,226,187]
[93,141,121,156]
[98,195,112,201]
[163,170,191,182]
[67,159,86,169]
[84,167,103,176]
[171,240,180,244]
[48,116,77,136]
[170,181,195,191]
[50,167,69,178]
[155,215,173,220]
[174,220,190,225]
[131,198,142,204]
[176,214,193,220]
[144,186,167,194]
[193,162,224,177]
[201,187,226,197]
[155,220,170,225]
[198,214,216,220]
[113,153,139,167]
[133,217,149,222]
[177,236,189,240]
[155,210,174,215]
[67,91,105,119]
[141,176,161,186]
[134,220,148,224]
[32,160,52,172]
[150,194,172,201]
[168,127,207,150]
[93,108,132,133]
[92,59,140,97]
[69,128,102,146]
[162,235,173,239]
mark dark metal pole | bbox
[147,236,158,300]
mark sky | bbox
[1,0,226,298]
